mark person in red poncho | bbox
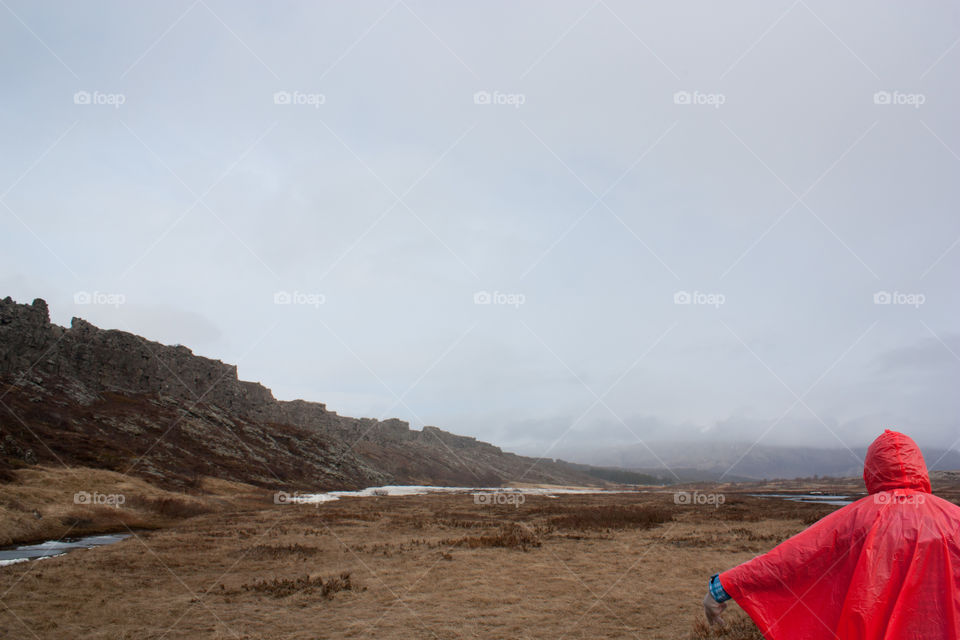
[703,429,960,639]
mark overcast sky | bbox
[2,1,958,462]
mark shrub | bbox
[127,495,212,519]
[801,510,831,525]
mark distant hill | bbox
[563,441,960,481]
[0,297,608,490]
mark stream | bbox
[749,493,855,506]
[0,533,131,567]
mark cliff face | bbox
[0,298,326,426]
[0,297,595,489]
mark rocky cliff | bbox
[0,297,601,489]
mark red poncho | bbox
[720,430,960,639]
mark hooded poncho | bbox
[720,430,960,639]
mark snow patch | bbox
[289,485,631,504]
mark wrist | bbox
[709,573,731,603]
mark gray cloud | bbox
[2,1,958,462]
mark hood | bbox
[863,429,931,494]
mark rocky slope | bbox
[0,297,607,490]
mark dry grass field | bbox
[1,469,957,639]
[0,467,263,547]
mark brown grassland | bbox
[2,468,957,639]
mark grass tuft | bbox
[550,505,673,530]
[690,612,764,639]
[247,543,321,559]
[444,522,542,550]
[241,572,359,599]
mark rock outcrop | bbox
[0,296,600,489]
[2,298,322,423]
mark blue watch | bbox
[709,573,731,603]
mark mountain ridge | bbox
[0,296,618,489]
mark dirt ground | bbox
[1,471,956,639]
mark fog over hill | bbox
[555,441,960,482]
